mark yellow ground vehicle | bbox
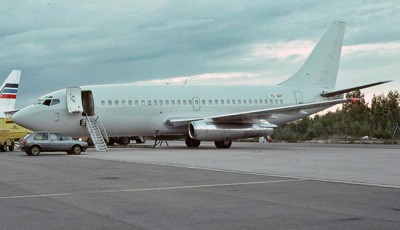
[0,118,31,152]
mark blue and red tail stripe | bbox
[0,83,18,99]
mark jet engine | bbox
[188,120,274,141]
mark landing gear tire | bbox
[0,144,6,152]
[25,150,33,156]
[185,137,201,148]
[214,140,232,149]
[107,137,115,146]
[119,136,130,145]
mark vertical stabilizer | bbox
[279,21,346,89]
[0,70,21,117]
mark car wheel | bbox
[30,146,41,156]
[71,145,82,155]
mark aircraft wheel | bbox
[71,145,82,155]
[214,140,232,149]
[0,144,6,152]
[119,136,130,145]
[30,146,41,156]
[107,137,115,146]
[25,150,33,156]
[185,137,201,148]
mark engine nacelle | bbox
[189,120,274,141]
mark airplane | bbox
[0,70,21,117]
[12,21,390,149]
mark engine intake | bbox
[189,120,274,141]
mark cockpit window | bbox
[35,98,60,106]
[51,99,60,106]
[43,99,52,106]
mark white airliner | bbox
[13,21,389,148]
[0,70,21,117]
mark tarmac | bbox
[0,141,399,229]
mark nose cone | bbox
[12,106,34,130]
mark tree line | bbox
[273,90,400,142]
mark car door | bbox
[49,133,70,151]
[33,132,50,151]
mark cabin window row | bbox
[100,99,284,106]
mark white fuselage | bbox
[12,83,329,138]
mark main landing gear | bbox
[184,137,232,149]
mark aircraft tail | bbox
[279,21,346,89]
[0,70,21,117]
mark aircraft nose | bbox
[12,107,33,129]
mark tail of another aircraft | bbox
[279,21,346,89]
[0,70,21,117]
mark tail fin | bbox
[0,70,21,117]
[279,21,346,89]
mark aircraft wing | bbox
[166,98,353,127]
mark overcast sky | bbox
[1,0,399,108]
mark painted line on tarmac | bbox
[78,156,400,190]
[0,179,302,200]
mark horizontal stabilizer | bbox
[320,80,392,97]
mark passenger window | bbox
[101,100,105,106]
[275,99,278,104]
[171,100,175,105]
[243,100,247,105]
[208,100,212,105]
[238,100,241,105]
[227,100,230,105]
[183,100,187,105]
[121,100,126,106]
[270,99,273,104]
[220,100,224,105]
[147,100,151,106]
[34,133,48,140]
[135,100,139,106]
[165,100,169,105]
[265,99,268,104]
[214,100,218,105]
[141,100,145,106]
[50,133,59,140]
[154,100,158,105]
[201,100,205,105]
[280,99,284,104]
[232,99,236,105]
[254,99,258,105]
[159,100,163,105]
[177,100,181,105]
[259,99,263,104]
[115,100,119,106]
[128,100,132,106]
[189,100,192,105]
[108,100,112,106]
[248,99,252,104]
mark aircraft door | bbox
[192,97,200,111]
[294,91,303,104]
[66,87,83,113]
[82,91,95,116]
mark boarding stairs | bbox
[85,116,109,152]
